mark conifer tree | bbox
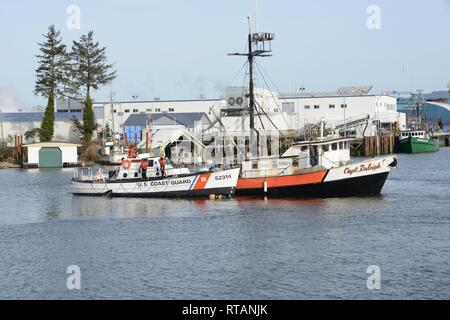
[34,25,70,141]
[70,31,116,143]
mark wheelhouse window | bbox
[332,143,338,151]
[323,144,329,152]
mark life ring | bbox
[94,170,103,181]
[122,159,131,170]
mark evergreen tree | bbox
[34,25,70,142]
[40,93,55,141]
[70,31,116,143]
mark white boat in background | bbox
[72,156,240,198]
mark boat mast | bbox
[228,19,274,156]
[248,31,256,134]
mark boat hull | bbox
[235,156,396,198]
[398,137,439,153]
[72,168,240,198]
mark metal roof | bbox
[123,112,211,127]
[279,86,375,99]
[0,112,82,122]
[98,98,220,105]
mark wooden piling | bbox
[357,134,396,156]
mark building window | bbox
[274,108,279,112]
[314,105,320,109]
[282,102,295,114]
[168,108,175,112]
[133,109,139,113]
[341,104,347,108]
[304,105,310,109]
[155,108,161,112]
[329,104,335,109]
[146,108,152,112]
[113,109,117,113]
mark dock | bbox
[432,132,450,147]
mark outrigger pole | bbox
[228,18,274,157]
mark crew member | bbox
[140,159,148,179]
[128,145,137,158]
[158,156,166,177]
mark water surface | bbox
[0,149,449,299]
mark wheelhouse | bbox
[399,130,426,140]
[240,138,352,178]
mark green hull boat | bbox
[398,136,439,153]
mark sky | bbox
[0,0,450,111]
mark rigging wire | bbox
[254,60,291,129]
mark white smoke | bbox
[0,86,29,112]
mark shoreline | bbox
[0,162,20,169]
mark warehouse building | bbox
[0,86,407,145]
[279,86,405,136]
[0,112,82,146]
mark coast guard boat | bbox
[72,157,240,198]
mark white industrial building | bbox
[91,86,405,139]
[0,112,82,146]
[0,86,406,146]
[96,98,220,135]
[279,86,406,136]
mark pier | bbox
[432,132,450,147]
[350,134,396,156]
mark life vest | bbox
[159,158,166,169]
[122,159,131,170]
[140,161,148,170]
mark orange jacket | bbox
[140,161,148,170]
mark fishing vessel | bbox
[236,134,397,197]
[398,91,439,153]
[398,130,439,153]
[72,157,240,198]
[226,25,397,197]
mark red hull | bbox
[237,170,328,191]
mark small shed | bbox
[22,142,81,168]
